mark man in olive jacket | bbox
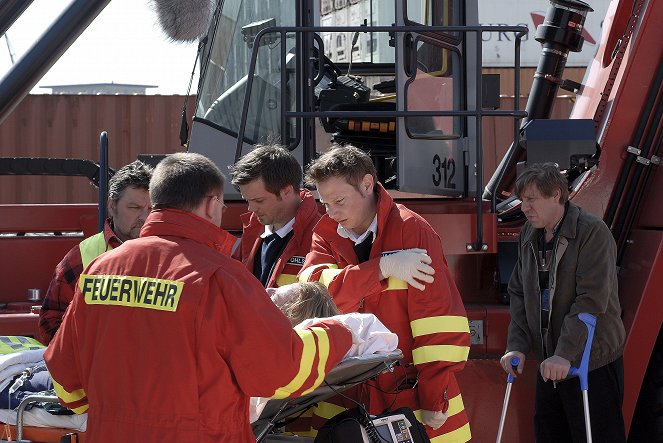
[501,163,626,442]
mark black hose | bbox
[612,84,663,254]
[604,60,663,229]
[484,0,593,202]
[617,115,663,265]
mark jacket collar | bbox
[140,209,236,254]
[522,201,580,244]
[241,189,320,239]
[104,218,123,249]
[375,183,394,242]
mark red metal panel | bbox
[0,204,98,305]
[457,359,537,443]
[0,313,39,338]
[571,0,663,218]
[618,229,663,432]
[0,204,97,233]
[637,168,663,229]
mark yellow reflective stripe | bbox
[411,316,470,337]
[413,394,465,423]
[51,378,86,404]
[300,327,330,395]
[80,274,184,312]
[412,345,470,364]
[429,422,472,442]
[0,336,44,354]
[299,263,333,283]
[70,404,89,414]
[276,273,298,287]
[386,277,407,290]
[446,393,465,417]
[314,401,346,420]
[319,268,342,287]
[272,328,317,399]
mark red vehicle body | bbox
[0,0,661,441]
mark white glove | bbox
[379,248,435,290]
[421,409,448,430]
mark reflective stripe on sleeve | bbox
[71,404,89,414]
[276,273,298,287]
[411,316,470,337]
[298,263,335,283]
[272,328,318,399]
[300,327,331,395]
[414,393,466,421]
[429,422,472,442]
[319,268,342,287]
[385,277,407,290]
[412,345,470,364]
[51,378,86,405]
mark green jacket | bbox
[507,202,625,371]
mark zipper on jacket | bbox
[529,241,547,359]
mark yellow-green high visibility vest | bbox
[79,231,113,269]
[0,336,44,354]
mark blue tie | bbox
[259,233,282,286]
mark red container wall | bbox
[0,94,195,204]
[0,93,572,204]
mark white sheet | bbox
[0,407,87,432]
[296,313,399,358]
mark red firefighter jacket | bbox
[234,190,321,287]
[44,208,351,443]
[299,184,471,442]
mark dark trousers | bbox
[535,357,626,443]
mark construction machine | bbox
[0,0,661,441]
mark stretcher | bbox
[253,350,403,442]
[0,393,84,443]
[0,350,402,443]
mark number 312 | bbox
[432,154,456,189]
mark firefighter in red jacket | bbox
[230,144,321,287]
[299,145,471,442]
[44,152,352,443]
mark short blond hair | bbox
[281,282,340,326]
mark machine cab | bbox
[188,0,525,200]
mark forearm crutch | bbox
[567,313,597,443]
[496,356,520,443]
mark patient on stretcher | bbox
[251,284,399,423]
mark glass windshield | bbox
[196,0,297,144]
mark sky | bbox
[0,0,200,95]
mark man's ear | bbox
[204,196,216,221]
[280,184,295,199]
[361,174,374,195]
[107,198,116,216]
[554,188,562,203]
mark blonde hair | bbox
[282,282,340,326]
